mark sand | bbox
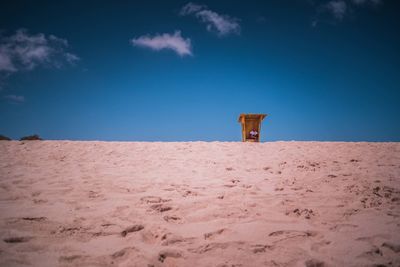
[0,141,399,267]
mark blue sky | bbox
[0,0,399,141]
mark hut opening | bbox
[238,114,267,142]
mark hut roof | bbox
[238,113,267,123]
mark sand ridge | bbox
[0,141,399,266]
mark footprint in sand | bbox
[182,190,198,197]
[163,188,176,191]
[329,224,358,232]
[140,226,173,245]
[33,198,48,204]
[357,245,383,260]
[51,220,116,241]
[204,228,226,240]
[268,230,318,244]
[342,208,360,218]
[305,259,325,267]
[290,186,304,191]
[111,246,139,259]
[4,216,49,232]
[310,240,332,252]
[121,224,144,237]
[286,208,316,219]
[251,244,273,253]
[382,242,400,253]
[88,190,102,199]
[21,217,47,222]
[189,241,245,254]
[141,196,170,204]
[224,179,240,188]
[355,234,390,243]
[310,162,320,167]
[163,215,181,223]
[160,233,196,246]
[3,236,33,243]
[269,230,317,237]
[31,191,41,197]
[58,255,88,264]
[55,226,85,236]
[158,249,183,263]
[150,204,173,213]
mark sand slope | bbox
[0,141,399,267]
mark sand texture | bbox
[0,141,399,267]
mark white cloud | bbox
[49,34,69,46]
[196,10,241,36]
[326,0,347,20]
[65,52,80,63]
[4,94,25,103]
[130,31,192,57]
[0,52,15,72]
[180,2,241,36]
[180,2,205,15]
[0,29,79,73]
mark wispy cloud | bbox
[326,0,347,20]
[0,52,15,72]
[4,94,25,103]
[311,0,383,26]
[130,31,192,57]
[180,2,241,37]
[352,0,382,5]
[180,2,204,15]
[0,29,79,74]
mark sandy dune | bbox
[0,141,399,267]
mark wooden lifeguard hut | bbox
[238,114,267,142]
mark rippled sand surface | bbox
[0,141,399,267]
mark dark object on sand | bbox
[20,134,42,141]
[0,135,11,141]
